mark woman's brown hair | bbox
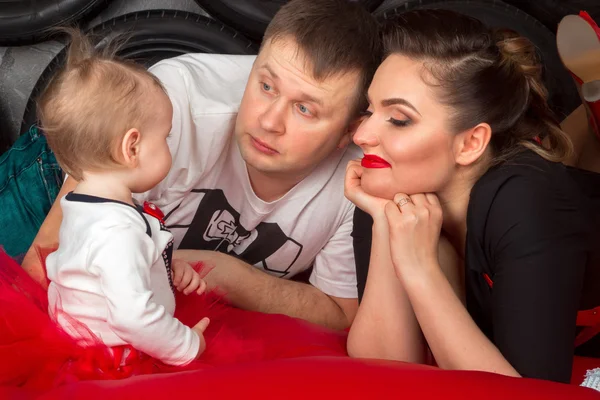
[382,9,573,164]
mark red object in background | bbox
[558,11,600,141]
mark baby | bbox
[39,29,209,367]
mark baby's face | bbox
[131,86,173,193]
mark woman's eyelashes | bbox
[360,110,411,127]
[388,118,411,127]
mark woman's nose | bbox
[353,116,379,147]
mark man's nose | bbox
[258,98,286,134]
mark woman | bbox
[346,9,600,384]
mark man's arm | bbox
[175,249,357,330]
[21,176,77,286]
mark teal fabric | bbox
[0,126,62,258]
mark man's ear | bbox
[454,123,492,166]
[337,117,363,149]
[120,128,142,167]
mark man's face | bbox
[235,36,360,181]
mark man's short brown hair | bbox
[263,0,381,114]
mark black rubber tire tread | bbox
[0,104,11,154]
[0,40,65,148]
[0,0,109,45]
[85,0,211,31]
[195,0,384,41]
[374,0,580,118]
[20,9,258,135]
[503,0,600,33]
[89,9,257,61]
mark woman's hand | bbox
[344,159,390,219]
[385,193,443,279]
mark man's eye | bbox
[298,104,309,114]
[262,83,272,91]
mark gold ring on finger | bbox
[396,197,412,208]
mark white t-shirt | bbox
[46,193,199,366]
[138,53,361,298]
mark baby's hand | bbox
[172,259,207,295]
[192,317,210,359]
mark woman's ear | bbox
[120,128,141,167]
[454,123,492,166]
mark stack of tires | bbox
[0,0,257,154]
[0,0,594,155]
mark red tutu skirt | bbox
[0,249,347,390]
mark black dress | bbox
[352,150,600,383]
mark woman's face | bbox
[354,54,459,200]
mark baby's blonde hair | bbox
[38,28,166,181]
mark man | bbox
[21,0,381,330]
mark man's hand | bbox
[175,249,356,330]
[172,258,207,295]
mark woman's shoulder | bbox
[468,149,594,243]
[477,150,566,189]
[470,150,580,212]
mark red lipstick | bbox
[361,154,391,168]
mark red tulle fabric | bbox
[0,249,347,390]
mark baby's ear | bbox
[120,128,141,167]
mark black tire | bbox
[0,97,11,155]
[0,0,109,45]
[503,0,600,33]
[0,47,14,154]
[85,0,211,28]
[0,0,208,150]
[195,0,385,41]
[374,0,581,119]
[89,10,256,65]
[20,9,258,135]
[0,40,66,147]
